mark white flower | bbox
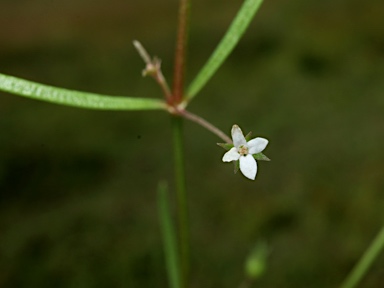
[222,125,269,180]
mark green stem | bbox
[340,224,384,288]
[171,115,189,288]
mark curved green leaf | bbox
[186,0,264,101]
[0,73,166,110]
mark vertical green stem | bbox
[171,115,189,287]
[340,224,384,288]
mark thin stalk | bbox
[340,224,384,288]
[133,40,172,101]
[180,109,232,143]
[172,0,190,103]
[171,0,190,285]
[171,116,189,287]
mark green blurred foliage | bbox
[1,0,384,287]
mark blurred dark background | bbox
[1,0,384,287]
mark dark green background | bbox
[1,0,384,287]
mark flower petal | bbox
[248,137,269,155]
[222,147,240,162]
[231,125,246,147]
[239,154,257,180]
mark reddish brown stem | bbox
[172,0,189,104]
[179,109,232,143]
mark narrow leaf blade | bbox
[186,0,264,101]
[245,131,253,141]
[0,73,166,110]
[217,142,234,150]
[158,181,181,288]
[253,152,270,161]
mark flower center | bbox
[238,145,248,156]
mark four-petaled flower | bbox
[222,125,269,180]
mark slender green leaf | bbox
[186,0,264,101]
[217,142,234,151]
[158,181,181,288]
[340,224,384,288]
[0,73,166,110]
[253,152,270,161]
[234,160,240,174]
[245,131,253,141]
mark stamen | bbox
[238,145,248,156]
